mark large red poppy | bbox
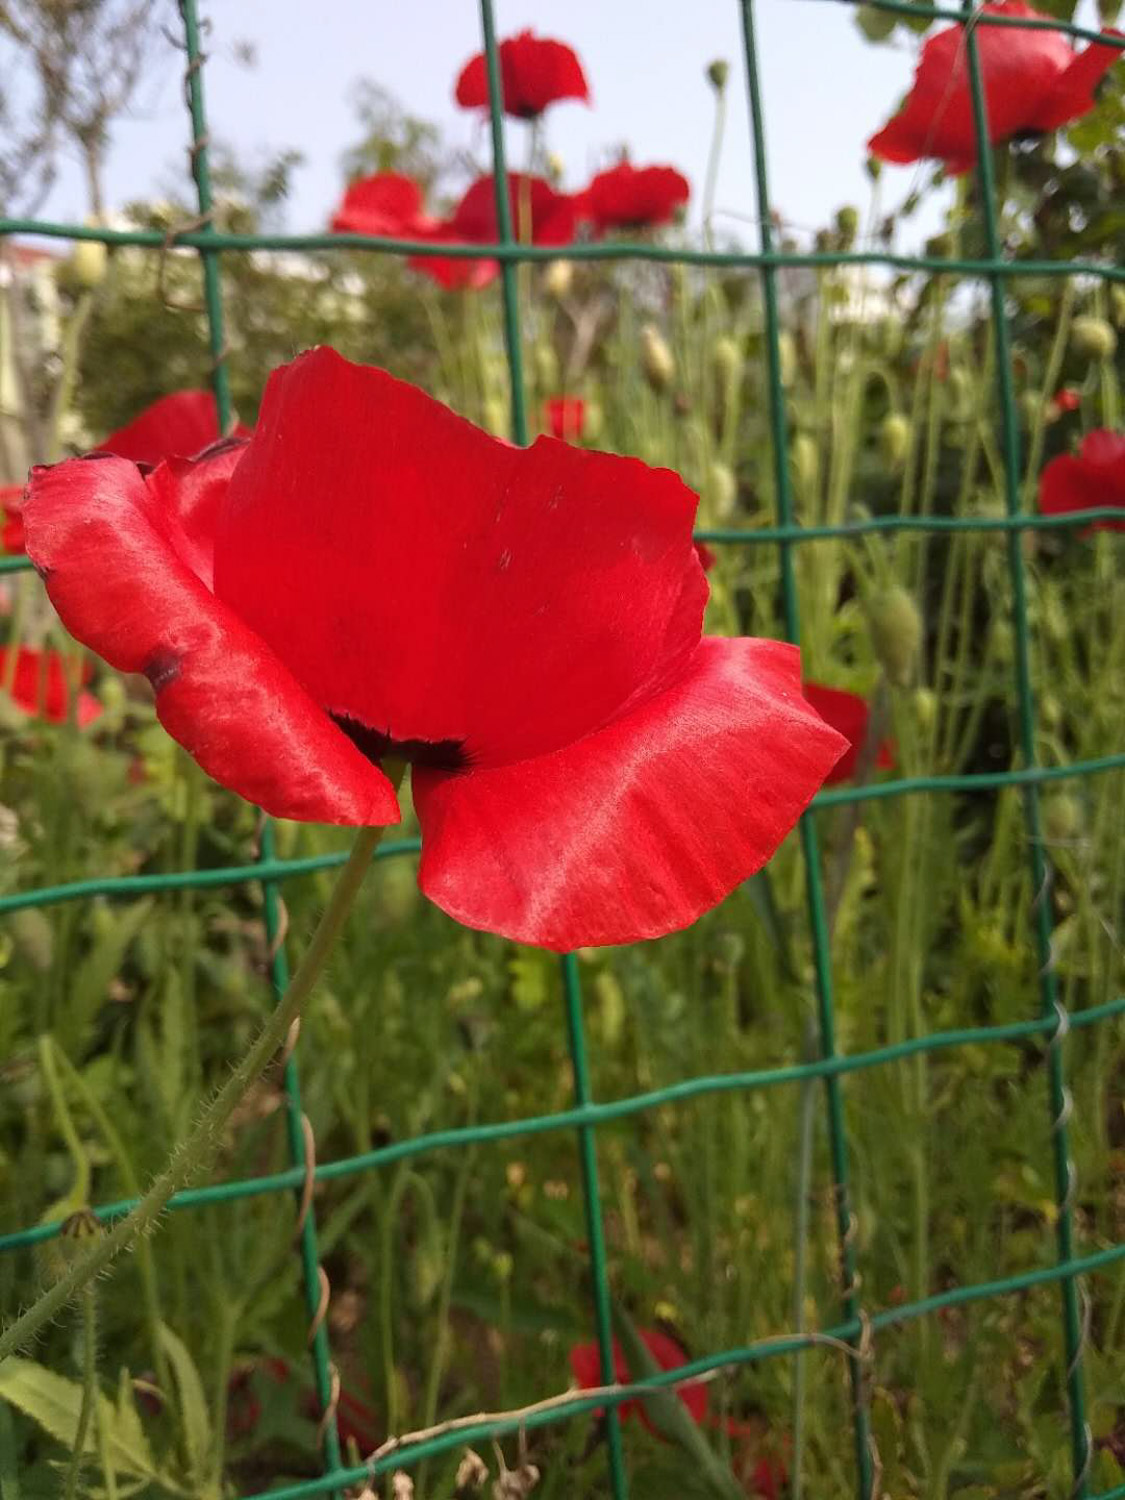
[569,1328,708,1433]
[23,348,843,950]
[330,172,437,238]
[408,174,576,294]
[1039,428,1125,532]
[804,682,894,785]
[455,29,590,119]
[0,646,101,727]
[576,162,690,234]
[868,1,1123,174]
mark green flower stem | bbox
[0,822,387,1362]
[63,1285,97,1500]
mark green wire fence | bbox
[1,0,1124,1496]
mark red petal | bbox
[451,174,576,247]
[23,454,400,824]
[545,396,585,440]
[331,172,434,237]
[99,390,228,466]
[413,638,846,950]
[1040,428,1125,532]
[215,348,706,767]
[144,438,248,590]
[0,646,99,725]
[406,223,499,290]
[580,162,690,234]
[455,30,589,118]
[1032,28,1123,132]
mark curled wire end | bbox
[307,1263,331,1348]
[314,1360,342,1451]
[293,1111,317,1240]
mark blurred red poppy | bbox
[569,1327,708,1434]
[1040,429,1125,532]
[804,682,894,784]
[330,172,437,238]
[24,347,844,950]
[408,174,576,292]
[1052,387,1081,415]
[455,29,590,119]
[0,646,101,727]
[545,396,585,441]
[868,1,1123,173]
[2,484,25,553]
[577,161,690,234]
[98,390,247,468]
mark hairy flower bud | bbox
[868,585,922,686]
[712,335,741,384]
[707,460,737,518]
[641,324,675,391]
[706,58,730,91]
[879,413,910,470]
[857,3,897,39]
[542,259,572,299]
[790,432,817,490]
[1071,316,1117,362]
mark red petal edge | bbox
[413,637,846,950]
[23,454,400,826]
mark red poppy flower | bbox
[408,175,576,292]
[98,390,247,468]
[0,646,101,727]
[545,396,585,441]
[577,161,691,234]
[330,172,437,238]
[455,29,590,119]
[1052,386,1081,415]
[1039,428,1125,532]
[868,1,1123,174]
[569,1328,708,1434]
[803,682,894,785]
[2,484,25,553]
[24,347,844,950]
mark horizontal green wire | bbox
[836,0,1124,48]
[225,1232,1125,1500]
[2,510,1122,581]
[2,217,1124,284]
[2,994,1120,1256]
[2,755,1123,917]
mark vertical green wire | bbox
[178,2,343,1488]
[961,9,1090,1493]
[736,4,874,1496]
[477,4,627,1494]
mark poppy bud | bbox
[542,259,572,299]
[706,59,729,91]
[835,205,860,248]
[857,2,897,39]
[879,413,910,470]
[641,324,675,391]
[790,432,817,490]
[1112,287,1125,327]
[58,233,108,293]
[777,329,797,388]
[914,687,937,733]
[1043,793,1082,844]
[1070,316,1117,362]
[707,460,737,518]
[534,344,559,391]
[1019,391,1045,430]
[712,336,741,383]
[865,155,883,183]
[868,585,922,686]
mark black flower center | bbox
[329,712,469,773]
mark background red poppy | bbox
[804,681,895,784]
[0,646,101,727]
[455,29,590,119]
[579,161,691,234]
[1039,428,1125,532]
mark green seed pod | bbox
[1071,315,1117,362]
[707,460,738,518]
[1019,391,1045,430]
[65,237,108,291]
[879,412,911,470]
[868,585,923,686]
[706,58,729,91]
[857,3,897,39]
[914,687,937,733]
[1043,793,1082,844]
[542,258,572,299]
[790,432,818,491]
[835,205,860,249]
[641,324,675,391]
[712,335,741,383]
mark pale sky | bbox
[26,0,957,252]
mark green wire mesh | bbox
[2,1,1125,1496]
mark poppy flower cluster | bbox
[23,347,845,952]
[868,1,1123,174]
[1039,429,1125,532]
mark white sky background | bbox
[26,0,957,251]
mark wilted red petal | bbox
[22,454,400,824]
[803,681,894,784]
[331,172,435,237]
[0,646,100,726]
[99,390,237,466]
[216,348,707,769]
[414,638,846,950]
[545,396,585,440]
[578,161,690,234]
[868,2,1122,172]
[455,29,590,119]
[1040,428,1125,532]
[569,1328,708,1433]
